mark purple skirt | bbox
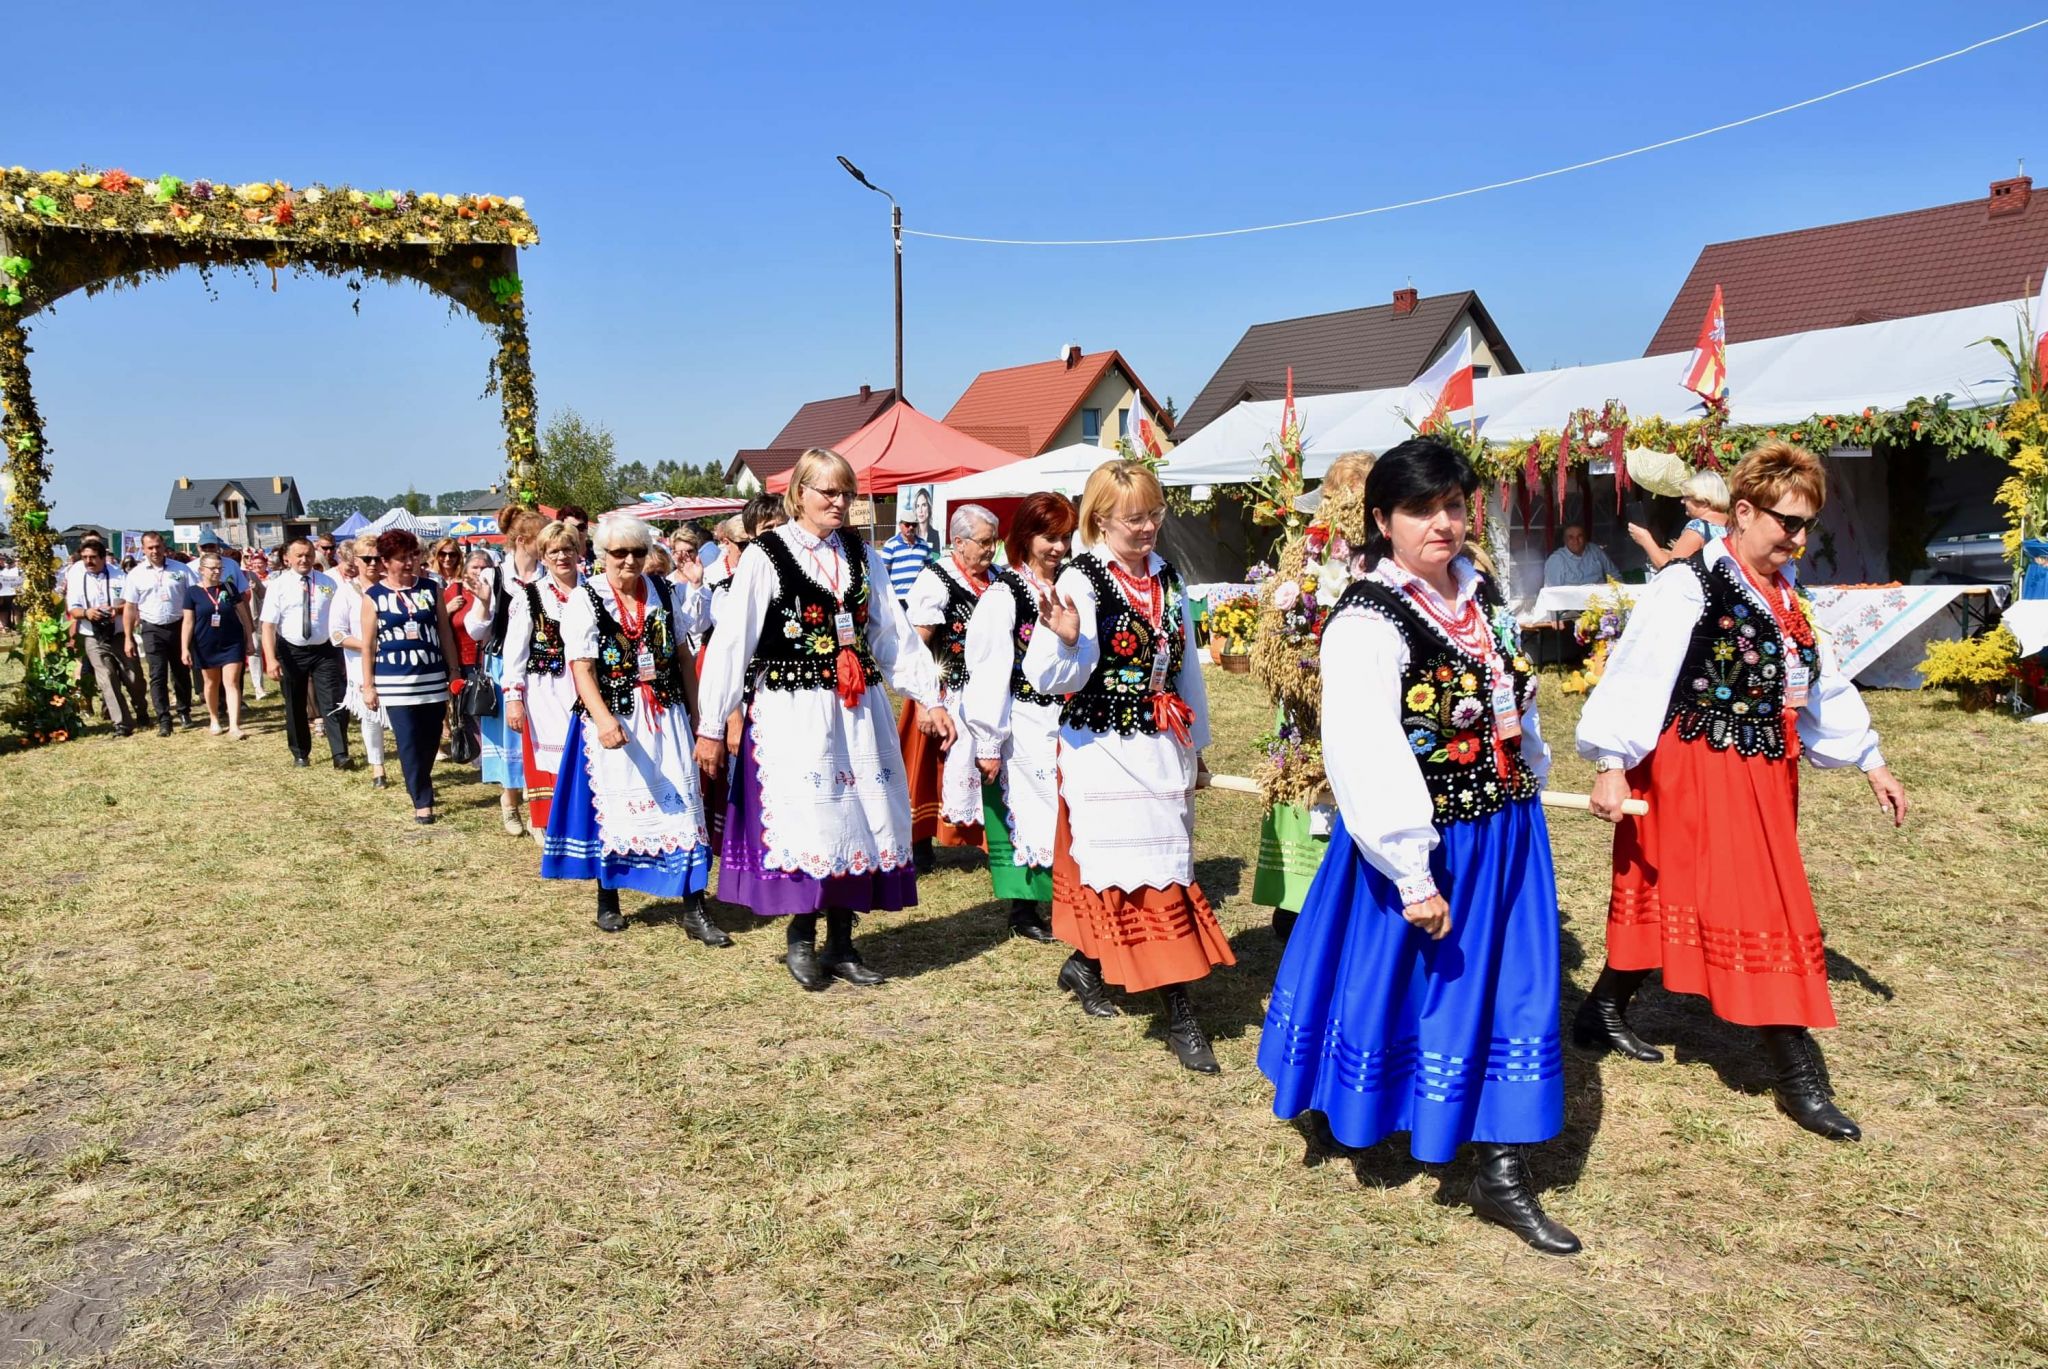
[716,721,918,917]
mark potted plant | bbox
[1917,625,2020,711]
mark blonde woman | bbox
[465,505,547,834]
[1025,460,1231,1072]
[695,448,952,990]
[1628,468,1730,570]
[501,520,588,832]
[179,552,256,739]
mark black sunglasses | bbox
[1756,505,1816,538]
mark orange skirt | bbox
[1052,794,1235,994]
[1608,726,1834,1028]
[897,699,983,848]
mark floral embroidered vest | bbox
[1058,553,1186,737]
[522,580,567,678]
[1664,551,1819,759]
[577,578,688,719]
[1333,575,1540,826]
[991,565,1064,704]
[747,527,881,694]
[925,562,982,692]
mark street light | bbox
[837,155,903,402]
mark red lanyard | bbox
[1107,562,1163,630]
[1734,556,1814,648]
[803,535,845,602]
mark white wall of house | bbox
[1048,369,1159,452]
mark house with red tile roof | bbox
[942,348,1171,458]
[726,384,899,492]
[1175,289,1521,439]
[1645,175,2048,355]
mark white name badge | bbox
[1492,677,1522,741]
[834,611,856,647]
[636,647,657,682]
[1785,662,1810,709]
[1148,646,1172,694]
[209,612,221,628]
[403,619,422,640]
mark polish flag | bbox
[1681,284,1729,403]
[1404,329,1474,434]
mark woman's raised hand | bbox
[1038,584,1080,647]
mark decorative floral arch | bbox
[0,164,542,746]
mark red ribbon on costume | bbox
[834,645,865,710]
[1152,691,1194,746]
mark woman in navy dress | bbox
[359,530,459,823]
[180,551,256,738]
[1257,435,1580,1255]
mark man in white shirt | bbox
[123,531,196,734]
[259,537,352,769]
[65,538,147,736]
[0,553,21,632]
[1542,524,1620,588]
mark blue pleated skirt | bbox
[478,654,526,786]
[540,714,712,898]
[1257,798,1563,1164]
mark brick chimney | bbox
[1061,343,1082,368]
[859,383,871,401]
[1989,175,2031,218]
[1393,287,1419,315]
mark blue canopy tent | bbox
[331,510,370,538]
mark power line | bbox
[903,17,2048,247]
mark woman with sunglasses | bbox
[331,533,392,787]
[1578,441,1909,1143]
[694,448,953,990]
[500,521,588,834]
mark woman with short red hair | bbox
[961,492,1079,942]
[1577,441,1910,1142]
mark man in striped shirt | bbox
[881,517,936,604]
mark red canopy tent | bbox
[765,402,1023,495]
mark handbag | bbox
[447,716,481,765]
[460,659,502,720]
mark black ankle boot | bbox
[1160,985,1220,1074]
[679,895,732,948]
[1271,907,1298,944]
[595,886,625,934]
[1759,1026,1861,1141]
[785,914,828,990]
[1008,899,1054,942]
[1571,966,1664,1062]
[1468,1143,1581,1255]
[913,838,935,876]
[820,908,885,986]
[1056,951,1118,1018]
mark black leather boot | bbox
[1759,1026,1861,1141]
[1160,985,1220,1074]
[1009,899,1054,943]
[913,837,936,876]
[1571,966,1664,1062]
[679,894,732,948]
[820,908,885,986]
[1056,951,1118,1017]
[594,886,625,934]
[1468,1143,1581,1255]
[1271,907,1298,944]
[785,914,828,990]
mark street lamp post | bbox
[836,155,903,403]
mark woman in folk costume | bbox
[694,448,956,991]
[540,514,726,945]
[1249,451,1375,945]
[1024,460,1234,1074]
[898,504,999,871]
[961,492,1078,945]
[499,521,590,838]
[1258,435,1581,1256]
[1577,441,1908,1142]
[465,504,548,836]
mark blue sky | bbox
[12,0,2044,529]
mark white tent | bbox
[930,442,1123,506]
[1161,296,2028,487]
[367,507,431,535]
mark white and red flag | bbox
[1681,284,1729,403]
[1404,328,1474,434]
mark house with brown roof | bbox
[943,348,1171,458]
[1175,288,1522,439]
[1645,175,2048,354]
[727,384,899,492]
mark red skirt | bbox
[520,725,556,831]
[897,699,982,848]
[1052,795,1235,994]
[1608,725,1834,1028]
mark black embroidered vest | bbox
[1058,553,1187,737]
[924,562,982,692]
[746,527,882,694]
[1663,551,1819,759]
[1332,575,1540,826]
[991,565,1057,704]
[576,577,688,719]
[523,580,567,678]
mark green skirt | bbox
[984,780,1053,902]
[1252,800,1329,913]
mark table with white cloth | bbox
[1805,583,2010,689]
[1523,584,1606,622]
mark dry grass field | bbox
[2,659,2045,1367]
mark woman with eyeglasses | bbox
[460,507,547,835]
[1578,441,1909,1143]
[329,532,392,786]
[1024,460,1231,1073]
[500,521,589,833]
[694,448,954,990]
[179,552,256,739]
[360,529,460,823]
[542,514,724,942]
[898,502,1002,875]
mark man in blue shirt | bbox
[881,516,936,604]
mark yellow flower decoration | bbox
[1404,682,1436,711]
[1458,672,1479,693]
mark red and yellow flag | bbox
[1681,284,1728,403]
